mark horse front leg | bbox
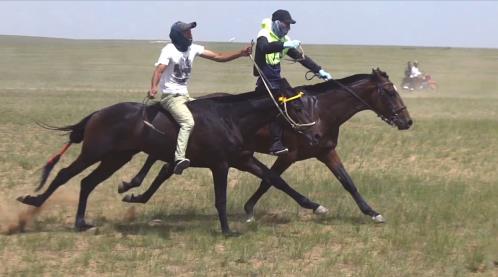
[235,156,326,215]
[318,149,385,223]
[118,155,157,193]
[122,163,173,204]
[244,156,293,222]
[211,164,237,236]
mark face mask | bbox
[272,20,289,38]
[169,30,193,52]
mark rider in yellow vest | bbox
[254,10,331,155]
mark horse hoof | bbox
[122,194,134,203]
[16,195,41,207]
[223,230,241,237]
[16,195,27,203]
[118,182,129,194]
[245,216,255,223]
[313,205,329,215]
[372,214,385,223]
[75,223,95,232]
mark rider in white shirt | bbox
[149,21,251,174]
[410,61,422,78]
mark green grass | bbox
[0,35,497,276]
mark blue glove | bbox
[318,69,332,80]
[283,40,301,49]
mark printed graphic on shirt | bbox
[172,55,192,85]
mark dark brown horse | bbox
[17,79,325,235]
[119,69,412,223]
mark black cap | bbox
[171,21,197,32]
[272,9,296,24]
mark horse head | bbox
[369,68,413,130]
[277,78,321,144]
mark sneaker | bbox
[270,148,289,156]
[173,159,190,175]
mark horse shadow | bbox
[110,210,299,238]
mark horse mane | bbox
[195,90,265,104]
[298,74,373,95]
[194,70,389,103]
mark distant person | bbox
[149,21,252,174]
[254,9,332,155]
[403,61,413,90]
[404,61,413,78]
[410,61,422,79]
[409,61,423,90]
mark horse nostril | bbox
[408,119,413,126]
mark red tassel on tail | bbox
[35,143,72,192]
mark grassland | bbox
[0,35,497,276]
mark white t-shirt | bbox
[410,66,422,78]
[155,43,205,96]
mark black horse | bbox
[17,79,325,235]
[119,69,413,223]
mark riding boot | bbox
[269,120,288,156]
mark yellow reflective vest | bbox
[258,18,290,65]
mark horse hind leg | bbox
[17,155,94,207]
[75,152,133,231]
[122,163,173,204]
[118,155,157,194]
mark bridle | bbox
[375,82,408,127]
[306,71,406,127]
[277,91,317,131]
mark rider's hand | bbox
[318,69,332,80]
[240,45,252,57]
[148,88,158,99]
[283,40,301,49]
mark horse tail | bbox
[34,112,96,192]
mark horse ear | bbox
[279,78,293,95]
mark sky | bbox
[1,1,497,48]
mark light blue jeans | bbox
[159,94,195,161]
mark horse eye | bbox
[384,87,395,96]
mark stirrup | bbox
[173,159,190,175]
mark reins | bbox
[306,71,405,127]
[249,40,316,130]
[142,96,166,135]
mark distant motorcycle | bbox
[401,74,438,91]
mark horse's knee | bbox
[215,200,227,211]
[267,175,286,190]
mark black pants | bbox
[255,84,285,147]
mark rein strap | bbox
[278,91,304,103]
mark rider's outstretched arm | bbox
[288,48,322,74]
[288,48,331,80]
[200,46,251,62]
